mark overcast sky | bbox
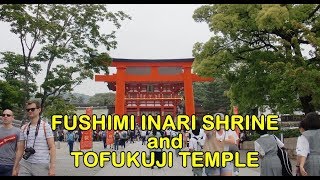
[0,4,212,96]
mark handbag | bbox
[273,135,293,176]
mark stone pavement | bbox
[55,141,260,176]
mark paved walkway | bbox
[55,141,260,176]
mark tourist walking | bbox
[254,126,283,176]
[12,100,56,176]
[0,109,20,176]
[297,112,320,176]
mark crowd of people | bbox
[1,102,320,176]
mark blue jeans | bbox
[68,141,74,153]
[114,140,119,150]
[0,164,14,176]
[102,138,107,149]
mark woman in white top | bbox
[296,112,320,176]
[295,120,306,176]
[210,113,237,176]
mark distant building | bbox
[258,106,306,129]
[74,104,109,117]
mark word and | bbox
[147,134,183,149]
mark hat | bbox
[214,113,225,120]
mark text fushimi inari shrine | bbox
[95,58,213,125]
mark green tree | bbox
[193,78,231,114]
[192,4,320,114]
[0,80,22,111]
[42,97,76,121]
[0,4,131,114]
[0,52,40,117]
[88,92,115,106]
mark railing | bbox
[280,115,304,122]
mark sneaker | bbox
[234,171,239,176]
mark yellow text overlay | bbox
[51,114,279,131]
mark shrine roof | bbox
[110,58,195,67]
[112,58,194,62]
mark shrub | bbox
[274,128,300,138]
[246,132,260,141]
[246,128,301,141]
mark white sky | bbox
[0,4,212,96]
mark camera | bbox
[23,147,36,160]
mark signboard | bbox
[80,107,93,150]
[106,130,114,146]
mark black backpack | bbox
[160,130,164,137]
[115,132,120,140]
[273,135,293,176]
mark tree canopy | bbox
[193,78,231,114]
[88,92,115,106]
[0,4,130,117]
[192,4,320,114]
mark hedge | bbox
[246,128,301,141]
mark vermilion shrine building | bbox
[95,58,213,125]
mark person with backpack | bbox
[140,130,147,145]
[150,128,164,169]
[129,130,135,143]
[101,131,107,149]
[172,129,182,157]
[66,130,75,154]
[114,131,120,150]
[297,112,320,176]
[188,121,205,152]
[12,100,56,176]
[254,124,285,176]
[188,120,205,176]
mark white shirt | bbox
[188,133,205,151]
[165,129,171,137]
[254,134,284,156]
[228,129,239,144]
[215,129,238,151]
[189,129,205,139]
[140,130,147,137]
[240,132,245,140]
[296,135,309,157]
[170,131,179,138]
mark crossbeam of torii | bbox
[95,58,213,117]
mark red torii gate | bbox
[95,58,213,124]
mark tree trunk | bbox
[299,95,315,114]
